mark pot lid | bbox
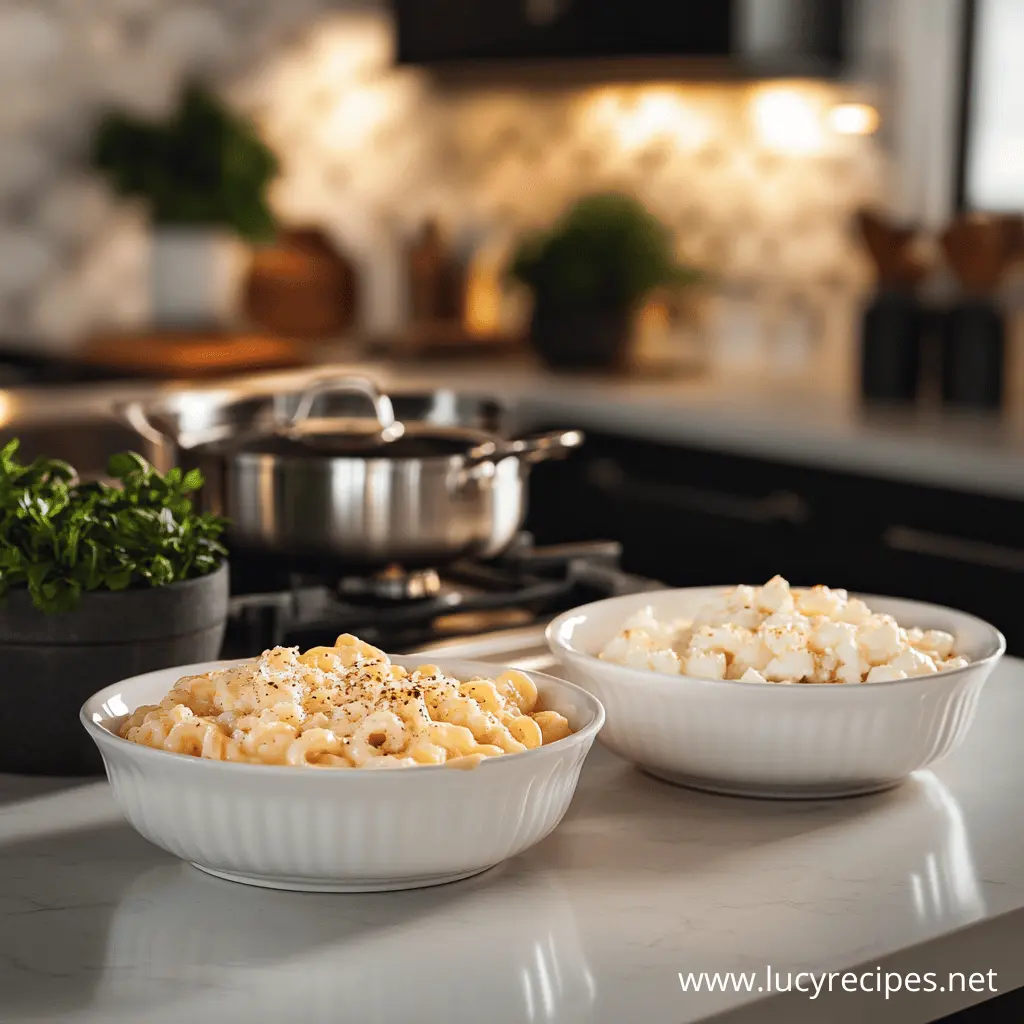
[204,375,500,461]
[237,419,498,460]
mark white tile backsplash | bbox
[36,178,115,248]
[0,231,57,301]
[0,141,51,203]
[1,2,885,350]
[0,7,66,83]
[149,6,233,73]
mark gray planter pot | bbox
[529,304,632,372]
[0,562,229,776]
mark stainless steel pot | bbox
[124,375,582,568]
[118,380,511,476]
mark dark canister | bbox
[860,289,926,402]
[855,210,931,404]
[937,214,1016,412]
[940,299,1005,410]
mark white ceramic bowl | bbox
[81,656,604,891]
[547,588,1005,799]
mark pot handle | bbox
[115,401,178,447]
[285,374,398,432]
[501,429,585,464]
[454,429,584,489]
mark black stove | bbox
[222,533,660,656]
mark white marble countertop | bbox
[6,357,1024,499]
[2,634,1023,1024]
[329,359,1024,499]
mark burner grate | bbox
[223,533,660,657]
[337,566,443,602]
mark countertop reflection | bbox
[3,662,1024,1024]
[97,862,594,1024]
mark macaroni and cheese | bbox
[119,634,572,768]
[600,576,969,684]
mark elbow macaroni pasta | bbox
[119,634,573,769]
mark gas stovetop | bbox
[222,533,661,657]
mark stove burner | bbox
[337,565,442,602]
[223,533,662,658]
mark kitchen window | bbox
[958,0,1024,210]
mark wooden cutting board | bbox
[80,331,311,378]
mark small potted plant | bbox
[509,193,701,371]
[0,441,228,775]
[92,82,279,328]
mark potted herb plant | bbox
[92,82,279,328]
[0,441,228,775]
[509,193,701,371]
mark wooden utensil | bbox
[406,220,465,324]
[245,228,358,338]
[939,213,1015,297]
[856,209,931,290]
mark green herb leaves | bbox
[508,193,703,312]
[0,440,227,614]
[92,82,279,243]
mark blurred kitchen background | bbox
[3,0,1024,653]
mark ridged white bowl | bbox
[81,656,604,891]
[547,588,1004,799]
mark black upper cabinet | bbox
[394,0,847,76]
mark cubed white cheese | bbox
[732,634,772,674]
[726,584,757,609]
[795,584,845,618]
[834,634,868,684]
[622,606,674,645]
[857,618,903,665]
[763,649,815,682]
[915,629,956,659]
[689,623,752,656]
[647,648,683,675]
[808,651,840,683]
[838,598,873,625]
[865,664,909,683]
[756,575,795,614]
[739,667,769,683]
[761,611,812,656]
[684,650,728,681]
[887,646,938,677]
[812,619,857,651]
[599,577,966,686]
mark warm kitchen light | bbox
[319,19,390,81]
[621,91,681,147]
[581,86,625,130]
[623,90,711,150]
[751,85,824,154]
[637,298,671,334]
[582,86,711,151]
[323,84,392,152]
[0,391,11,429]
[829,102,880,136]
[463,249,503,336]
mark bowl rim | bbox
[546,586,1007,692]
[80,654,606,776]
